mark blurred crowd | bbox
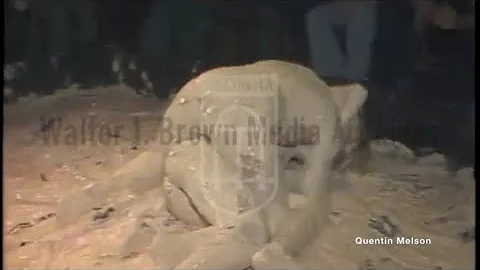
[3,0,475,165]
[4,0,298,98]
[4,0,475,99]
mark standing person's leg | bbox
[139,1,174,98]
[48,0,73,89]
[45,0,68,70]
[66,0,99,86]
[256,4,282,60]
[25,1,49,68]
[345,1,378,81]
[140,1,172,64]
[305,3,345,79]
[5,1,29,64]
[68,0,98,45]
[176,2,214,73]
[25,0,67,92]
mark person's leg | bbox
[5,3,29,64]
[66,0,97,45]
[139,1,174,98]
[305,3,345,78]
[25,0,67,92]
[256,4,282,60]
[176,2,214,70]
[44,0,68,64]
[345,1,378,81]
[66,0,99,87]
[140,2,172,63]
[25,1,49,66]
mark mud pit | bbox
[4,85,475,269]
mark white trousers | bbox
[305,1,378,81]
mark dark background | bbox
[4,0,475,168]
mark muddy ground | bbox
[3,85,475,269]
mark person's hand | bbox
[431,4,457,29]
